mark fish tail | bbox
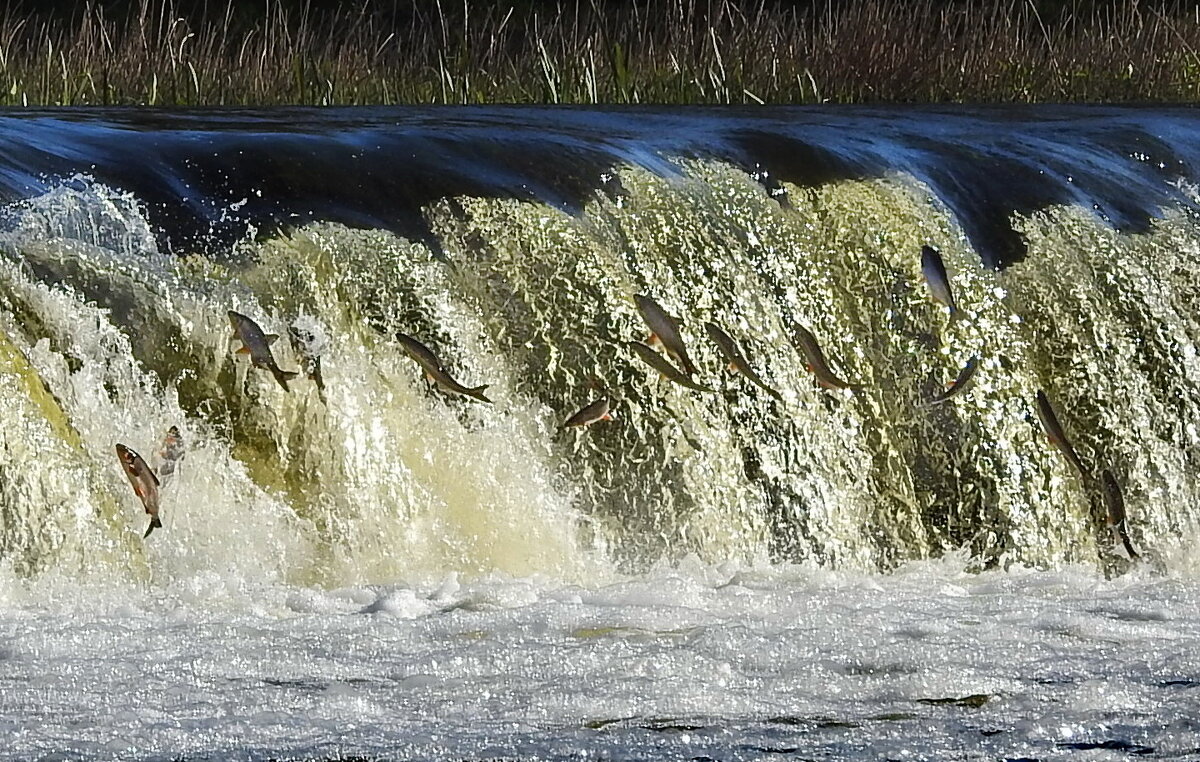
[1121,533,1140,560]
[273,368,301,391]
[144,516,162,539]
[468,385,492,404]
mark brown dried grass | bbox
[0,0,1196,106]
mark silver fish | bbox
[1035,390,1089,480]
[634,295,698,376]
[397,333,492,403]
[116,444,161,538]
[921,245,959,320]
[1100,469,1139,560]
[228,310,300,391]
[153,425,185,487]
[629,341,714,392]
[563,397,614,428]
[795,326,862,392]
[704,322,782,400]
[288,325,326,398]
[929,356,979,405]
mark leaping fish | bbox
[116,444,161,538]
[1100,469,1139,560]
[704,322,782,400]
[794,326,862,392]
[228,310,301,391]
[1035,390,1089,480]
[396,333,492,403]
[928,356,979,405]
[634,295,698,376]
[288,324,326,399]
[153,425,185,487]
[921,245,959,321]
[628,341,714,393]
[563,397,615,428]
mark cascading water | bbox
[2,107,1200,760]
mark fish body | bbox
[154,425,185,487]
[228,310,301,391]
[116,444,162,538]
[1100,469,1139,559]
[929,356,979,405]
[634,295,698,376]
[921,245,959,320]
[396,333,492,403]
[629,341,714,392]
[563,397,614,428]
[1035,390,1089,480]
[288,325,326,396]
[795,326,861,391]
[704,322,782,400]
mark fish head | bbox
[228,311,254,337]
[115,444,144,477]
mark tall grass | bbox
[0,0,1198,106]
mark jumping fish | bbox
[153,425,185,487]
[628,341,714,392]
[921,245,959,320]
[115,444,161,538]
[704,322,782,400]
[634,295,698,376]
[288,325,326,398]
[228,310,300,391]
[396,333,492,403]
[563,397,615,428]
[795,326,862,391]
[1100,469,1139,560]
[929,356,979,405]
[1035,390,1089,480]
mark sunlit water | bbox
[1,108,1200,759]
[4,560,1199,760]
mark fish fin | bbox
[647,333,661,347]
[273,369,300,392]
[468,385,492,404]
[144,516,162,539]
[265,334,279,345]
[728,362,739,372]
[1122,536,1140,560]
[236,346,250,355]
[600,412,614,421]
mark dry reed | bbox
[0,0,1197,106]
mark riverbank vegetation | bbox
[2,0,1198,106]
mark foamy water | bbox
[2,560,1197,760]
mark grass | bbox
[0,0,1199,106]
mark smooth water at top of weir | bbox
[0,106,1199,759]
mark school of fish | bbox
[111,243,1138,565]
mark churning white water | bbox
[2,559,1199,760]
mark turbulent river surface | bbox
[1,106,1200,760]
